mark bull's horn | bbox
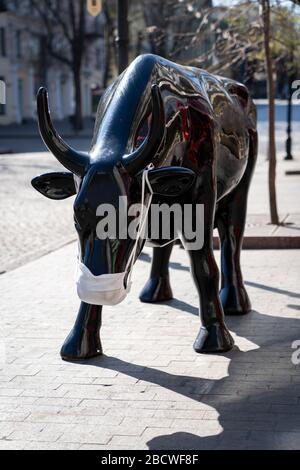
[37,87,89,176]
[122,84,165,175]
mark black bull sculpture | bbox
[32,54,257,360]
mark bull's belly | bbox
[216,143,248,201]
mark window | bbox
[0,27,6,57]
[16,30,22,58]
[29,35,41,60]
[0,76,6,115]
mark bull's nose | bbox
[82,238,110,276]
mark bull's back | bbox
[154,56,256,200]
[95,54,256,201]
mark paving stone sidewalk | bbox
[0,243,299,450]
[0,152,75,273]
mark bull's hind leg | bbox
[216,130,258,315]
[139,243,174,303]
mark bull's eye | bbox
[74,207,89,233]
[181,177,189,185]
[74,202,88,222]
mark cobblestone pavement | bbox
[0,152,75,273]
[0,244,299,449]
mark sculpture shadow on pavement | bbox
[68,304,300,450]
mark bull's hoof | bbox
[220,285,251,315]
[139,276,173,303]
[193,324,234,353]
[60,328,102,361]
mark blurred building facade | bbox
[0,1,105,125]
[1,0,292,127]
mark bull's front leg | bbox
[60,302,102,360]
[184,193,234,353]
[187,246,234,353]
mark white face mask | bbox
[75,165,154,306]
[76,263,132,305]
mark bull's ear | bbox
[147,166,196,197]
[31,172,76,200]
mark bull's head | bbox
[32,85,195,304]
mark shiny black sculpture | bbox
[32,54,257,360]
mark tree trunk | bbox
[73,66,83,131]
[142,0,168,58]
[116,0,129,73]
[261,0,279,225]
[102,1,113,89]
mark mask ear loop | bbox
[124,164,154,288]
